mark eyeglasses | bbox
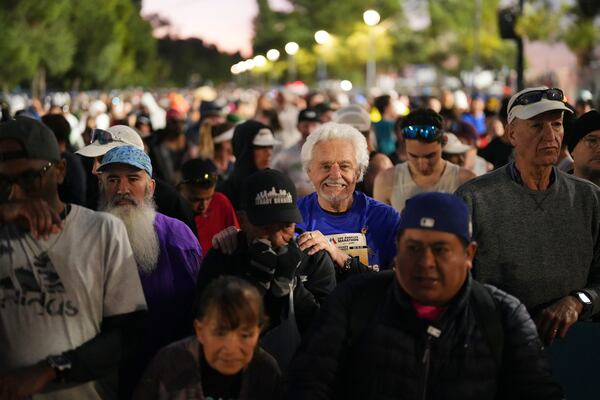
[582,135,600,150]
[0,162,54,199]
[509,88,565,113]
[402,125,443,141]
[181,173,218,187]
[90,128,117,145]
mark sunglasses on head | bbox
[509,88,565,113]
[402,125,442,141]
[90,128,117,145]
[181,173,218,187]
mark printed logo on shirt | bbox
[0,251,78,316]
[255,187,293,206]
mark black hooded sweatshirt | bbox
[218,120,272,209]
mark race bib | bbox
[325,233,369,266]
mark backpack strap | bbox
[470,280,504,368]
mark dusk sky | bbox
[141,0,291,57]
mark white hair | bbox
[301,122,370,181]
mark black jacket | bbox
[289,273,563,400]
[197,232,336,335]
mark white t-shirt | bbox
[0,205,146,397]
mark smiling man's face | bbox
[307,138,359,212]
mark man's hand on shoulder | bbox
[0,199,63,240]
[535,295,582,346]
[211,225,240,255]
[297,230,348,268]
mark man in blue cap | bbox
[289,192,562,399]
[96,145,203,396]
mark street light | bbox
[285,42,299,82]
[363,9,380,91]
[253,55,267,67]
[266,49,280,62]
[314,30,331,82]
[266,49,280,85]
[314,30,330,45]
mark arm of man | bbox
[372,166,394,205]
[290,249,337,334]
[0,311,146,400]
[494,288,563,399]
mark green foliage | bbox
[252,0,516,84]
[0,0,75,90]
[517,0,600,67]
[0,0,163,92]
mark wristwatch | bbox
[47,354,72,381]
[570,290,593,319]
[342,255,354,271]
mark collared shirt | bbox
[508,161,556,187]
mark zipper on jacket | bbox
[420,325,441,400]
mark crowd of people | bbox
[1,83,599,399]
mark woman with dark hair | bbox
[134,276,282,400]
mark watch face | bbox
[577,292,592,304]
[48,355,72,370]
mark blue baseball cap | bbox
[398,192,471,243]
[98,145,153,176]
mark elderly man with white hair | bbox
[213,122,401,275]
[295,122,401,274]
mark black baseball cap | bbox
[298,108,321,123]
[180,158,218,186]
[241,169,303,226]
[0,117,61,162]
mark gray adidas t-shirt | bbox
[0,205,146,397]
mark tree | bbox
[0,0,75,94]
[517,0,600,69]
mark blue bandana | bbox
[98,145,153,176]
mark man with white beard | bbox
[97,145,203,397]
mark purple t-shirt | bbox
[139,212,202,364]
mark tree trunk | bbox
[31,66,46,100]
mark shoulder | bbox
[211,192,235,208]
[377,166,396,183]
[331,270,395,304]
[458,166,476,183]
[456,165,510,195]
[249,347,282,375]
[483,284,538,333]
[556,169,600,194]
[297,192,318,208]
[155,212,200,249]
[361,192,401,220]
[75,206,128,234]
[147,337,200,383]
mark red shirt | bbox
[194,192,239,254]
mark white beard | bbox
[100,193,160,274]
